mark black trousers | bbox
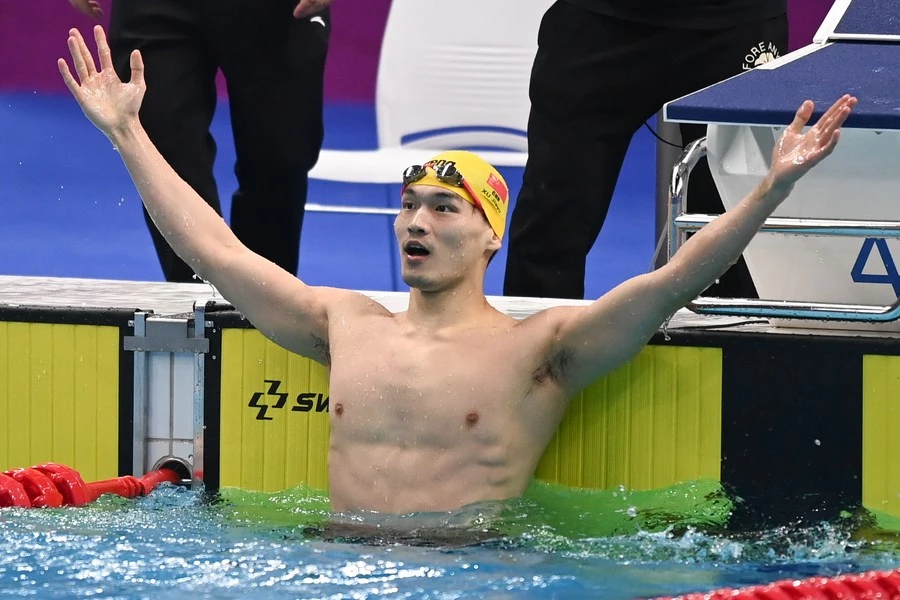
[109,0,329,282]
[503,1,788,299]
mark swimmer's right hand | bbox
[58,26,146,137]
[68,0,103,19]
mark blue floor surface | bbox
[0,92,657,299]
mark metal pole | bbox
[654,112,684,270]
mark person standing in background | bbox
[69,0,332,282]
[503,0,788,300]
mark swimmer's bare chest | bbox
[325,315,560,448]
[320,311,575,512]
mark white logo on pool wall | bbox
[742,42,780,70]
[248,379,329,421]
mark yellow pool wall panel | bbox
[219,329,331,492]
[0,321,119,481]
[862,354,900,519]
[535,345,722,490]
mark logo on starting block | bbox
[247,379,329,421]
[742,40,781,71]
[851,238,900,295]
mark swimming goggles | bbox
[401,162,465,188]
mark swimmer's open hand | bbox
[58,25,145,137]
[770,94,858,188]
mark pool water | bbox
[2,481,899,599]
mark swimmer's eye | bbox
[401,201,416,210]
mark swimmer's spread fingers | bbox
[128,49,145,89]
[782,96,855,165]
[787,100,814,134]
[94,25,115,72]
[58,33,87,98]
[817,95,856,138]
[808,96,856,157]
[72,28,98,79]
[58,26,132,99]
[57,58,80,97]
[59,29,91,98]
[789,95,856,138]
[64,31,89,84]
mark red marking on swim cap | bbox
[486,173,508,203]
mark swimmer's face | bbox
[394,185,500,291]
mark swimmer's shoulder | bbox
[512,304,585,336]
[317,287,394,318]
[495,306,588,360]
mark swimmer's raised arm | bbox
[543,95,857,394]
[58,25,344,362]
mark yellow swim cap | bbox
[402,150,510,239]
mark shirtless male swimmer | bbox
[60,26,856,520]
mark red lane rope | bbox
[0,463,180,509]
[653,568,900,600]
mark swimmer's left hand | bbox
[58,26,146,137]
[293,0,332,19]
[769,94,858,188]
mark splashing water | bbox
[2,481,900,599]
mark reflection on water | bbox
[0,480,899,599]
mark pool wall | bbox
[1,278,897,530]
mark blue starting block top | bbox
[664,0,900,130]
[664,43,900,130]
[833,0,900,39]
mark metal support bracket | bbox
[124,315,209,353]
[126,308,210,486]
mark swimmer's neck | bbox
[404,284,496,330]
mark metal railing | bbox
[306,203,398,216]
[667,138,900,322]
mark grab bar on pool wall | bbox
[668,138,900,322]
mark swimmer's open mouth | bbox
[404,241,430,256]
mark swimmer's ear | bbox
[486,232,502,253]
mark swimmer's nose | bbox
[407,207,429,234]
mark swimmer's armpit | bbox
[530,346,574,386]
